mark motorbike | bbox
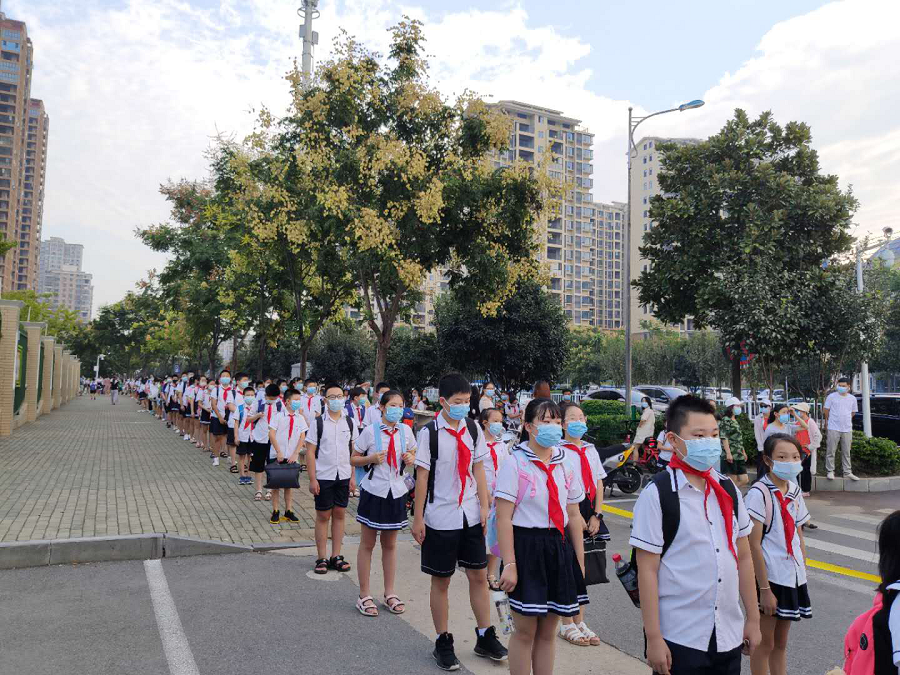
[596,443,643,495]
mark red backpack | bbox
[843,592,882,675]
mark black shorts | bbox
[249,442,270,473]
[314,478,351,511]
[236,441,254,456]
[723,458,747,475]
[421,518,487,577]
[200,409,211,424]
[210,418,227,436]
[138,392,147,399]
[658,630,741,675]
[226,428,236,447]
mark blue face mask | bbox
[732,406,742,416]
[279,385,287,393]
[328,398,345,412]
[444,402,469,420]
[244,395,255,406]
[771,460,803,481]
[307,386,317,395]
[778,413,791,424]
[675,434,722,471]
[501,394,509,401]
[485,389,495,398]
[837,385,848,394]
[290,400,302,411]
[567,421,588,439]
[562,394,572,401]
[384,406,403,423]
[220,376,231,385]
[489,422,504,437]
[535,423,563,448]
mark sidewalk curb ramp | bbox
[0,534,316,570]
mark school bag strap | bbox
[314,415,356,459]
[367,423,406,479]
[748,483,774,538]
[425,418,479,504]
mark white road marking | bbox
[805,521,878,542]
[144,560,200,675]
[802,538,879,564]
[831,513,885,526]
[876,508,896,515]
[806,569,874,595]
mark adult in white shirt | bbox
[823,377,859,481]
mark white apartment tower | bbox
[37,236,93,321]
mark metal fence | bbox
[13,327,26,414]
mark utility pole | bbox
[298,0,320,85]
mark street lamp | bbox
[856,226,894,437]
[94,354,105,378]
[624,99,705,415]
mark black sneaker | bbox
[474,626,508,661]
[283,510,299,523]
[269,510,280,524]
[433,632,460,671]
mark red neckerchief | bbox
[486,442,500,472]
[385,427,398,471]
[307,396,313,411]
[563,442,595,502]
[356,405,363,423]
[531,460,565,538]
[669,456,739,566]
[287,413,296,441]
[443,425,471,506]
[772,487,796,560]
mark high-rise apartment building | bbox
[0,10,48,293]
[38,237,93,321]
[628,135,701,337]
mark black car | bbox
[851,394,900,444]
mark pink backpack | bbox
[843,592,882,675]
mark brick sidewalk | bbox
[0,395,360,544]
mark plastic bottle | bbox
[612,553,641,608]
[491,588,514,635]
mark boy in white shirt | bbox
[300,378,324,428]
[363,382,391,428]
[250,384,282,501]
[268,388,308,524]
[630,395,760,675]
[306,382,358,573]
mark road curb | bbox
[0,534,301,570]
[746,469,900,492]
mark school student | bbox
[346,386,367,431]
[306,383,358,574]
[196,376,210,451]
[557,400,608,648]
[251,384,282,501]
[351,389,417,616]
[267,388,308,524]
[225,373,251,473]
[364,382,391,428]
[746,433,812,675]
[630,395,760,675]
[495,398,587,675]
[412,373,507,670]
[235,385,262,486]
[478,407,508,589]
[210,369,236,466]
[300,378,324,428]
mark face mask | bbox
[771,460,803,481]
[280,385,288,393]
[733,406,742,416]
[489,422,504,437]
[562,394,572,401]
[674,434,721,471]
[290,400,302,411]
[567,421,588,439]
[244,395,255,406]
[778,413,791,424]
[641,401,649,409]
[837,385,848,394]
[485,389,495,398]
[304,386,315,395]
[760,407,770,415]
[328,398,345,413]
[501,394,509,401]
[220,376,231,385]
[199,382,207,388]
[535,423,563,448]
[443,401,469,420]
[239,380,249,389]
[181,376,187,382]
[384,406,403,423]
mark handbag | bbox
[264,461,301,490]
[582,535,609,585]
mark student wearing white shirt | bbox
[558,401,609,648]
[351,389,416,617]
[195,376,210,451]
[226,373,252,472]
[267,389,308,524]
[477,407,508,590]
[300,378,324,428]
[412,373,507,670]
[236,385,263,487]
[746,433,812,675]
[495,398,586,675]
[823,377,860,481]
[306,383,359,576]
[363,382,391,428]
[630,395,760,675]
[210,370,237,466]
[250,385,282,502]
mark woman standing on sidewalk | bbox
[110,378,120,405]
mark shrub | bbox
[581,399,625,416]
[736,414,759,463]
[850,433,900,477]
[585,414,630,447]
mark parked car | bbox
[586,388,647,408]
[635,385,689,410]
[852,394,900,444]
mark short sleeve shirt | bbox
[719,417,746,461]
[307,412,358,481]
[355,423,416,498]
[744,476,810,587]
[824,392,857,432]
[269,410,309,460]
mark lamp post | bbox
[855,227,894,437]
[624,99,704,415]
[94,354,105,379]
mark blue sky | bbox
[7,0,900,310]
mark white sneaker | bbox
[213,457,220,467]
[183,434,191,441]
[827,472,835,480]
[846,473,860,481]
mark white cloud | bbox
[9,0,900,310]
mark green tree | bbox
[308,323,375,385]
[634,110,858,396]
[385,327,442,394]
[1,290,81,341]
[435,280,569,392]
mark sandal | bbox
[229,465,239,473]
[219,452,228,458]
[264,490,272,501]
[383,594,405,614]
[314,558,329,575]
[356,595,378,617]
[578,622,602,646]
[254,491,263,501]
[329,555,351,572]
[558,622,590,646]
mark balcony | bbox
[517,123,533,134]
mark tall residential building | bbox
[0,10,48,293]
[628,135,701,337]
[38,236,93,321]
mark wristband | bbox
[505,561,516,567]
[758,585,770,590]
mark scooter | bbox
[597,443,643,495]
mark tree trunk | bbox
[257,334,265,381]
[374,334,390,385]
[230,333,238,373]
[731,355,742,401]
[300,345,309,380]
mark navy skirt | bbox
[356,488,408,531]
[508,526,588,617]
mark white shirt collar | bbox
[514,441,565,465]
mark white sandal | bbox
[578,621,601,646]
[356,595,379,617]
[558,622,590,646]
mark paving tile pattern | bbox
[0,395,361,544]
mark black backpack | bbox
[314,415,355,459]
[423,418,480,504]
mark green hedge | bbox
[825,432,900,477]
[581,399,626,416]
[736,414,759,463]
[586,414,629,446]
